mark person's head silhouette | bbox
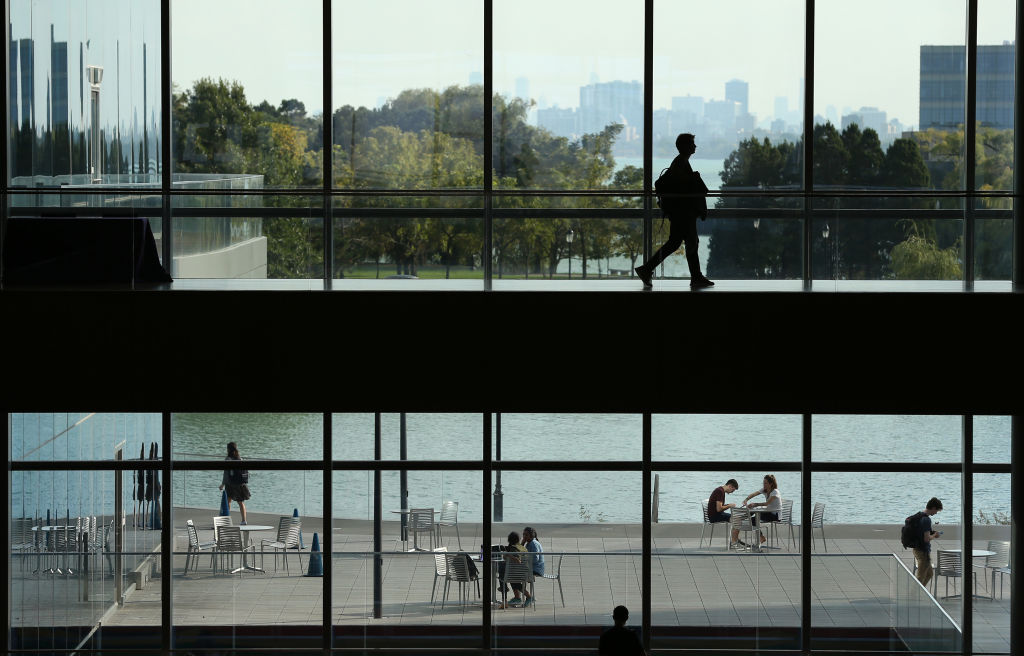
[612,605,629,626]
[675,133,696,156]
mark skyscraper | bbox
[578,80,642,136]
[920,43,1015,129]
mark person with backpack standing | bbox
[219,441,251,525]
[634,133,713,289]
[903,497,943,587]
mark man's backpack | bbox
[654,167,683,213]
[229,468,249,485]
[900,511,927,549]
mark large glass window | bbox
[171,0,323,188]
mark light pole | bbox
[566,228,575,279]
[86,65,104,183]
[753,218,760,279]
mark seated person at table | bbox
[741,474,781,545]
[708,479,738,525]
[499,531,529,607]
[709,479,744,548]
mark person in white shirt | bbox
[742,474,781,546]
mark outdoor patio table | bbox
[742,506,780,551]
[235,524,274,574]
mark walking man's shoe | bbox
[690,277,714,289]
[635,266,653,288]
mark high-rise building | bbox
[725,79,749,118]
[841,106,888,138]
[578,80,642,136]
[536,105,577,138]
[920,43,1015,129]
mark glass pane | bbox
[331,471,482,649]
[171,0,323,188]
[172,195,323,279]
[972,473,1010,653]
[331,203,484,283]
[10,468,162,652]
[817,0,965,190]
[332,413,482,462]
[976,0,1015,192]
[812,415,961,464]
[811,473,962,652]
[489,216,643,282]
[7,0,161,187]
[170,469,322,636]
[811,208,963,284]
[975,415,1011,464]
[493,414,640,462]
[495,0,643,190]
[10,413,160,462]
[332,0,483,190]
[654,414,802,462]
[975,215,1013,281]
[491,472,639,646]
[652,468,801,652]
[657,0,805,198]
[172,412,324,462]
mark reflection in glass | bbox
[8,0,161,187]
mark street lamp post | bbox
[86,65,104,183]
[566,228,575,279]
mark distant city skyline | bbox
[12,0,1015,133]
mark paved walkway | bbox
[11,511,1010,653]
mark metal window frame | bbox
[5,411,1014,656]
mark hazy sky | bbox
[172,0,1016,129]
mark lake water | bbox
[10,413,1011,529]
[614,156,725,192]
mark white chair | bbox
[212,515,233,541]
[976,540,1010,599]
[810,503,827,552]
[767,499,795,550]
[730,507,757,550]
[934,550,962,599]
[11,518,35,573]
[699,500,729,549]
[430,547,449,603]
[185,519,216,575]
[442,552,479,609]
[261,516,304,574]
[540,553,565,607]
[215,525,254,576]
[408,508,435,551]
[435,501,461,550]
[498,558,536,609]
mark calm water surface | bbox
[10,413,1010,527]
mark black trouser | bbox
[643,214,701,279]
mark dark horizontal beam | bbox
[4,290,1021,415]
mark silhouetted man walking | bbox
[634,133,713,289]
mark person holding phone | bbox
[912,497,944,587]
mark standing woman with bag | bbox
[219,442,251,524]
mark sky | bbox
[171,0,1017,129]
